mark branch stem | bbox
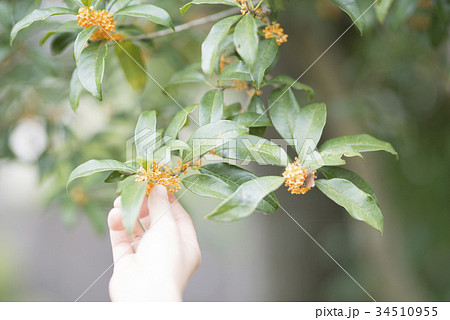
[123,7,240,42]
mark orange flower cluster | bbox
[282,158,316,195]
[77,6,123,41]
[135,162,182,195]
[232,80,262,96]
[235,0,249,15]
[135,159,201,195]
[263,22,288,46]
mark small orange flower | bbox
[232,79,249,91]
[235,0,249,15]
[282,158,316,195]
[135,162,181,195]
[263,22,288,46]
[77,6,123,41]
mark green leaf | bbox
[77,41,107,100]
[184,120,247,162]
[215,134,289,166]
[67,159,136,187]
[320,167,378,204]
[198,162,279,213]
[375,0,394,23]
[316,178,383,234]
[199,90,224,126]
[223,103,241,118]
[166,63,207,87]
[252,39,278,89]
[114,4,174,29]
[50,32,77,55]
[108,0,133,14]
[181,174,235,199]
[319,134,398,159]
[180,0,240,15]
[219,61,252,82]
[74,25,99,63]
[115,41,147,92]
[69,68,83,112]
[120,176,148,233]
[303,151,346,170]
[10,7,77,45]
[165,105,198,140]
[268,87,300,141]
[268,75,314,100]
[40,20,81,45]
[153,140,192,163]
[201,15,241,75]
[135,111,158,164]
[104,170,133,183]
[205,176,284,221]
[234,14,259,69]
[330,0,366,35]
[293,103,327,162]
[248,95,265,114]
[229,112,272,127]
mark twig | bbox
[124,7,240,42]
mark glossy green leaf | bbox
[205,176,284,221]
[135,111,158,164]
[252,39,278,89]
[268,75,314,100]
[180,0,239,15]
[198,162,279,213]
[104,170,133,183]
[316,178,383,234]
[74,26,99,63]
[229,112,272,127]
[201,15,241,75]
[10,7,77,45]
[69,69,83,112]
[40,20,81,45]
[108,0,132,13]
[247,95,267,137]
[293,103,327,161]
[320,166,378,204]
[165,105,197,140]
[166,64,207,87]
[223,103,241,118]
[375,0,394,23]
[184,120,247,162]
[77,41,107,100]
[303,151,346,170]
[120,176,148,233]
[219,61,253,82]
[153,140,191,163]
[330,0,366,35]
[268,87,300,141]
[234,14,259,69]
[181,174,235,199]
[215,134,289,166]
[50,32,77,55]
[115,5,174,29]
[115,41,147,92]
[199,90,224,126]
[319,134,398,159]
[67,159,136,187]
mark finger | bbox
[147,185,176,226]
[113,196,121,208]
[168,193,199,244]
[108,208,134,260]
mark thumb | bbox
[147,185,175,226]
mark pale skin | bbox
[107,185,201,301]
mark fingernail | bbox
[151,185,168,198]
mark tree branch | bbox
[123,8,240,42]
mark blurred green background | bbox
[0,0,448,301]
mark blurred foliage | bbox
[0,0,449,300]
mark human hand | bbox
[107,185,201,301]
